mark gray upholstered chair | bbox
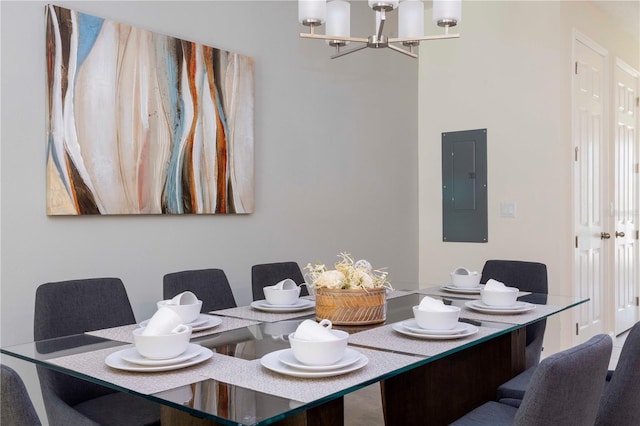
[594,321,640,426]
[1,364,42,425]
[163,268,237,312]
[34,278,160,425]
[481,260,548,369]
[251,261,308,301]
[450,334,612,426]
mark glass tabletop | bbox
[1,290,588,425]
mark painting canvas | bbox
[45,5,254,215]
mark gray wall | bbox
[0,2,418,415]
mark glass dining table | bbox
[1,288,588,426]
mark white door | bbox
[573,33,608,341]
[613,59,639,335]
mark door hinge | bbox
[575,236,579,248]
[575,146,579,162]
[575,61,579,74]
[576,322,579,336]
[636,297,639,307]
[635,163,639,173]
[636,230,639,240]
[637,96,639,107]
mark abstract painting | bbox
[45,5,254,215]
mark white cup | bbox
[293,319,338,341]
[142,307,183,336]
[274,279,298,290]
[157,299,203,324]
[264,284,301,305]
[171,291,198,305]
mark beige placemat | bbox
[86,316,260,344]
[459,303,562,325]
[200,346,422,403]
[47,344,222,395]
[348,323,499,357]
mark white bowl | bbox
[412,305,461,330]
[450,272,481,288]
[264,286,300,305]
[133,325,192,359]
[157,299,203,324]
[288,329,349,366]
[480,287,519,307]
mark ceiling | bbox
[590,0,640,40]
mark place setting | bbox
[440,267,484,294]
[464,279,536,314]
[106,292,213,372]
[261,319,368,378]
[251,279,315,313]
[392,296,479,340]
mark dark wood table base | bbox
[381,328,526,425]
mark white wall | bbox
[418,0,638,354]
[0,1,418,421]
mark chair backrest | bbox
[480,260,548,293]
[251,262,308,301]
[481,260,548,368]
[34,278,136,341]
[1,364,42,426]
[34,278,136,407]
[513,334,612,426]
[163,268,237,312]
[594,321,640,426]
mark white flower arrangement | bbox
[305,252,392,291]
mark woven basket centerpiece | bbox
[315,287,386,325]
[305,253,390,326]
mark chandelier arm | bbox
[389,34,460,44]
[300,33,369,43]
[330,44,369,59]
[377,10,386,41]
[387,44,418,59]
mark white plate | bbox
[119,343,202,366]
[400,319,469,335]
[261,350,368,378]
[140,314,206,328]
[277,348,361,372]
[250,299,315,313]
[106,347,213,372]
[441,284,484,294]
[190,316,223,332]
[465,300,536,314]
[392,322,478,340]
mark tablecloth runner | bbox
[347,323,499,357]
[86,316,259,343]
[200,346,423,403]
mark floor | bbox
[342,330,631,425]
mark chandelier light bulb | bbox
[326,0,351,45]
[398,0,425,39]
[433,0,462,27]
[298,0,327,25]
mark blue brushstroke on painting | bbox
[76,13,104,68]
[162,45,185,214]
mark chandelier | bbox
[298,0,461,59]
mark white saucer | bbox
[261,350,368,378]
[441,284,484,294]
[106,347,213,372]
[277,348,361,371]
[250,299,315,313]
[140,314,212,329]
[465,300,536,314]
[400,319,468,335]
[119,343,202,366]
[392,322,478,340]
[190,315,223,331]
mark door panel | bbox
[573,35,607,341]
[613,59,639,335]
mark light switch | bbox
[500,202,516,218]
